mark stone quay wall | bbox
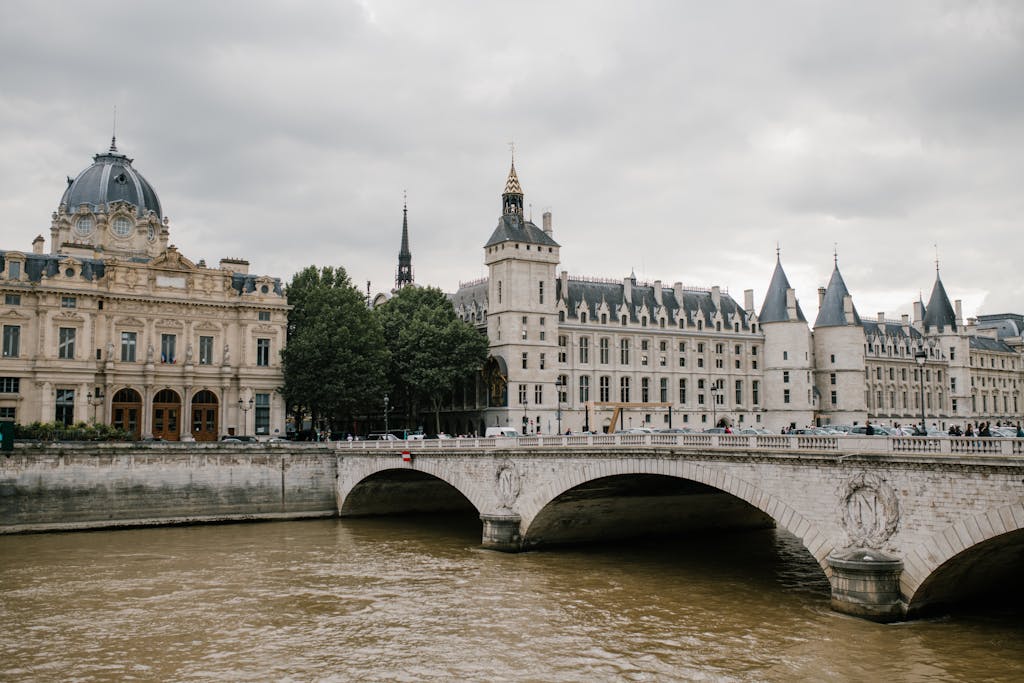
[0,443,338,534]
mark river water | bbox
[1,517,1021,682]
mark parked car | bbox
[366,433,399,441]
[221,434,257,443]
[485,427,520,438]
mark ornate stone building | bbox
[0,139,288,439]
[447,160,1022,435]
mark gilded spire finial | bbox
[935,243,940,275]
[776,242,781,261]
[834,242,838,267]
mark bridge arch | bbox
[337,458,491,517]
[517,458,835,571]
[902,502,1024,616]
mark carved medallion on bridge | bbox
[841,473,900,547]
[495,460,521,509]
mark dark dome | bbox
[60,140,162,218]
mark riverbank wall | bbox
[0,443,339,534]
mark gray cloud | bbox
[1,0,1021,319]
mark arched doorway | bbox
[152,389,181,441]
[191,390,219,442]
[111,388,142,440]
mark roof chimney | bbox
[32,235,45,254]
[653,280,663,306]
[913,300,925,323]
[744,289,754,314]
[542,211,552,236]
[843,295,854,324]
[877,312,885,323]
[711,285,721,309]
[817,286,826,308]
[954,299,963,325]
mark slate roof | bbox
[861,320,923,342]
[449,279,488,322]
[484,212,560,249]
[922,275,957,332]
[813,265,861,328]
[976,314,1024,339]
[969,336,1015,353]
[758,258,806,323]
[60,140,162,218]
[0,251,106,282]
[555,278,750,329]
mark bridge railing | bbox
[333,434,1024,457]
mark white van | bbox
[485,427,520,438]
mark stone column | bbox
[827,549,905,622]
[480,512,522,552]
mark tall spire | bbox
[814,259,861,328]
[759,252,806,323]
[395,191,413,290]
[502,150,524,216]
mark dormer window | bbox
[112,216,132,236]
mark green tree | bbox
[376,286,488,435]
[282,266,388,435]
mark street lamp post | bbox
[237,397,253,437]
[711,382,719,428]
[384,394,389,436]
[555,378,563,435]
[86,390,102,423]
[915,348,928,435]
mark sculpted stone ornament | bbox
[495,460,521,508]
[841,472,900,548]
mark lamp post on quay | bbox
[915,348,928,435]
[711,382,719,428]
[238,397,253,437]
[384,394,389,436]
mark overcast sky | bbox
[1,1,1021,320]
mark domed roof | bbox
[60,138,162,218]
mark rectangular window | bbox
[4,293,20,305]
[600,376,610,402]
[55,388,74,426]
[830,372,836,385]
[8,262,20,279]
[831,390,837,405]
[256,338,270,367]
[558,335,567,364]
[783,389,791,404]
[518,384,527,405]
[0,377,19,393]
[253,393,271,434]
[161,334,177,363]
[641,377,650,402]
[579,337,589,364]
[539,353,546,370]
[3,325,20,357]
[783,351,789,360]
[58,327,76,359]
[619,339,630,365]
[522,352,528,370]
[199,336,214,365]
[735,380,742,405]
[660,378,668,402]
[120,331,137,362]
[752,380,759,405]
[619,377,631,402]
[534,384,543,404]
[600,338,609,364]
[579,376,590,403]
[0,407,14,420]
[783,371,790,384]
[679,378,687,404]
[258,311,271,321]
[538,281,544,304]
[61,296,76,308]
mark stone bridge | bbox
[335,433,1024,622]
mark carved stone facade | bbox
[0,140,288,440]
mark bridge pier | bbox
[480,512,522,552]
[827,549,905,622]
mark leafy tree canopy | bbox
[376,286,488,433]
[282,266,388,432]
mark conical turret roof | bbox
[923,273,957,332]
[759,257,806,323]
[814,264,861,328]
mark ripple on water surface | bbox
[1,519,1023,681]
